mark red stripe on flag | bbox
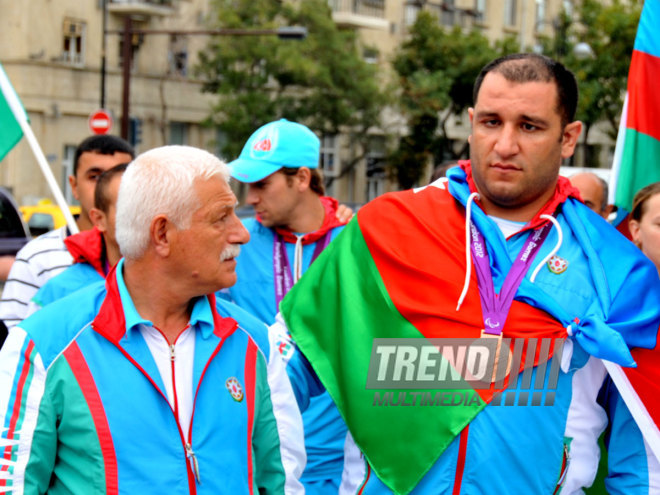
[623,330,660,429]
[245,340,257,495]
[626,50,660,142]
[0,341,35,484]
[64,343,118,495]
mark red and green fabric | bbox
[280,185,566,494]
[0,62,26,161]
[612,0,660,211]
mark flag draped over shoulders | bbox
[280,182,567,494]
[612,0,660,211]
[0,62,27,161]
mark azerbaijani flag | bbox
[0,62,27,162]
[611,0,660,211]
[280,182,567,494]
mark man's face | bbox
[171,176,250,293]
[69,151,133,228]
[91,173,122,250]
[468,71,581,220]
[569,173,607,218]
[245,170,300,229]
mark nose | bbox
[246,185,259,206]
[493,123,520,158]
[228,214,250,245]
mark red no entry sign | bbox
[89,109,113,135]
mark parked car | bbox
[0,187,31,256]
[20,199,81,237]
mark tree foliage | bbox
[195,0,387,174]
[534,0,641,166]
[389,11,518,189]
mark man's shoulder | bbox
[215,296,270,352]
[14,227,69,259]
[34,263,102,308]
[19,280,107,367]
[12,227,72,270]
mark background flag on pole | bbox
[0,62,27,161]
[610,0,660,211]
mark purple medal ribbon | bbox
[469,220,553,336]
[273,232,332,307]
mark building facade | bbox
[0,0,613,208]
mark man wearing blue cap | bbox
[226,119,348,495]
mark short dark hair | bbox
[94,163,129,213]
[73,135,134,177]
[473,53,578,127]
[280,167,325,196]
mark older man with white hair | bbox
[0,145,305,494]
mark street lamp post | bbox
[103,24,308,140]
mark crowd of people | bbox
[1,53,660,494]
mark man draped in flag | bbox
[272,53,660,494]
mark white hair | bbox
[116,145,230,259]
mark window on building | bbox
[474,0,487,22]
[320,134,339,178]
[404,2,421,26]
[169,35,188,76]
[118,33,143,70]
[62,19,85,65]
[62,144,77,204]
[503,0,517,27]
[366,136,386,202]
[441,0,456,27]
[363,47,379,64]
[169,122,189,145]
[535,0,546,29]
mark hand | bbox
[336,204,354,223]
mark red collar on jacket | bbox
[268,196,347,245]
[64,227,106,277]
[458,160,581,230]
[92,263,238,344]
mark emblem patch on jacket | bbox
[547,255,568,274]
[226,377,244,402]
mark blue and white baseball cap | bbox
[228,119,320,183]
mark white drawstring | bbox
[293,235,304,283]
[530,214,563,283]
[456,192,480,311]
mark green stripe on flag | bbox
[0,63,24,161]
[281,218,484,495]
[615,128,660,211]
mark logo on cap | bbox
[249,127,278,160]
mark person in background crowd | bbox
[28,163,128,312]
[0,145,304,494]
[0,135,133,331]
[271,53,660,494]
[629,181,660,277]
[569,171,614,219]
[225,119,348,495]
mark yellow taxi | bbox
[20,199,80,236]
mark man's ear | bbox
[89,208,106,232]
[151,215,172,257]
[296,167,312,191]
[68,175,80,201]
[561,121,583,159]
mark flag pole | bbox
[0,66,79,235]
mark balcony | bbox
[108,0,174,17]
[329,0,390,30]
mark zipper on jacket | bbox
[186,442,202,484]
